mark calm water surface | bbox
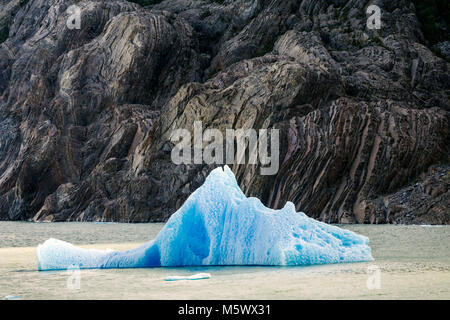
[0,222,449,299]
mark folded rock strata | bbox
[0,0,448,223]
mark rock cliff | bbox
[0,0,448,223]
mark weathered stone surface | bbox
[0,0,448,223]
[363,165,450,224]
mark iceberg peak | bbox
[37,166,373,270]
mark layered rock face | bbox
[0,0,448,223]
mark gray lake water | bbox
[0,222,449,299]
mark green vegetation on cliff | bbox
[411,0,449,44]
[0,26,8,44]
[128,0,164,6]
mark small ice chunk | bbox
[164,273,211,281]
[420,225,442,227]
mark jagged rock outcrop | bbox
[0,0,448,223]
[363,165,450,224]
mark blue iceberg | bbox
[37,166,373,270]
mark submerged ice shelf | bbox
[37,166,373,270]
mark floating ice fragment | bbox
[420,225,443,227]
[37,165,373,270]
[164,273,211,281]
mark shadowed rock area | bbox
[0,0,448,223]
